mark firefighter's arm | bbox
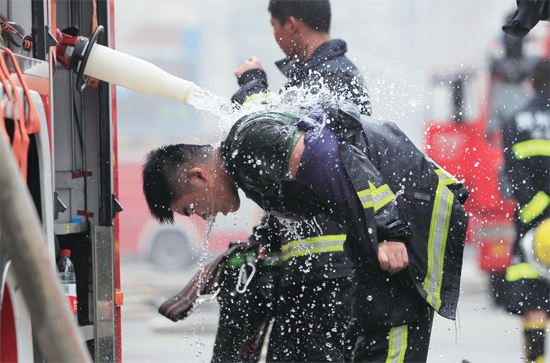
[235,56,263,78]
[231,56,270,106]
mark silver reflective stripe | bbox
[436,169,458,185]
[358,183,395,211]
[281,235,346,261]
[358,189,373,209]
[386,324,408,363]
[263,253,282,266]
[372,185,395,211]
[423,177,454,312]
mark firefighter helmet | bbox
[520,219,550,282]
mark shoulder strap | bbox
[158,243,247,322]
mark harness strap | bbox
[158,253,225,322]
[158,243,247,322]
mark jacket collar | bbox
[275,39,348,78]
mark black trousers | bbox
[350,268,434,362]
[351,305,434,362]
[267,277,353,362]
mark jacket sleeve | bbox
[330,69,372,116]
[231,69,270,106]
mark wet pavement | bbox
[120,245,532,362]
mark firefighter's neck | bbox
[296,30,331,61]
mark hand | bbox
[378,241,409,274]
[235,56,263,78]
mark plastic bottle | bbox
[57,249,78,319]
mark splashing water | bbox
[187,85,233,119]
[204,213,216,243]
[197,213,216,267]
[186,83,343,140]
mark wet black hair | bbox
[532,58,549,94]
[142,144,213,224]
[268,0,331,32]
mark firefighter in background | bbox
[501,58,550,362]
[232,0,371,115]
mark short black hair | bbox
[532,58,549,94]
[268,0,331,32]
[142,144,213,224]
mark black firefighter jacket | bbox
[329,103,470,320]
[221,103,470,320]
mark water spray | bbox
[56,26,195,103]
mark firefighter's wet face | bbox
[170,166,240,220]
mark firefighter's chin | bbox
[224,196,241,215]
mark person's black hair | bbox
[268,0,331,32]
[142,144,212,224]
[532,58,549,94]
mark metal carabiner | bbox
[236,262,256,294]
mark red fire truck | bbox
[424,24,550,303]
[1,0,121,360]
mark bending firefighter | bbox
[142,101,469,362]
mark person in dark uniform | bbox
[232,0,371,116]
[142,101,469,362]
[501,58,550,362]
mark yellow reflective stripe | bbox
[523,320,548,330]
[358,187,373,209]
[385,325,408,363]
[436,168,459,185]
[506,262,540,281]
[519,191,550,224]
[281,235,347,251]
[358,182,395,211]
[371,183,395,211]
[423,179,454,312]
[283,245,344,261]
[512,139,550,159]
[281,234,347,261]
[242,92,271,105]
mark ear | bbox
[188,167,209,187]
[287,16,300,35]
